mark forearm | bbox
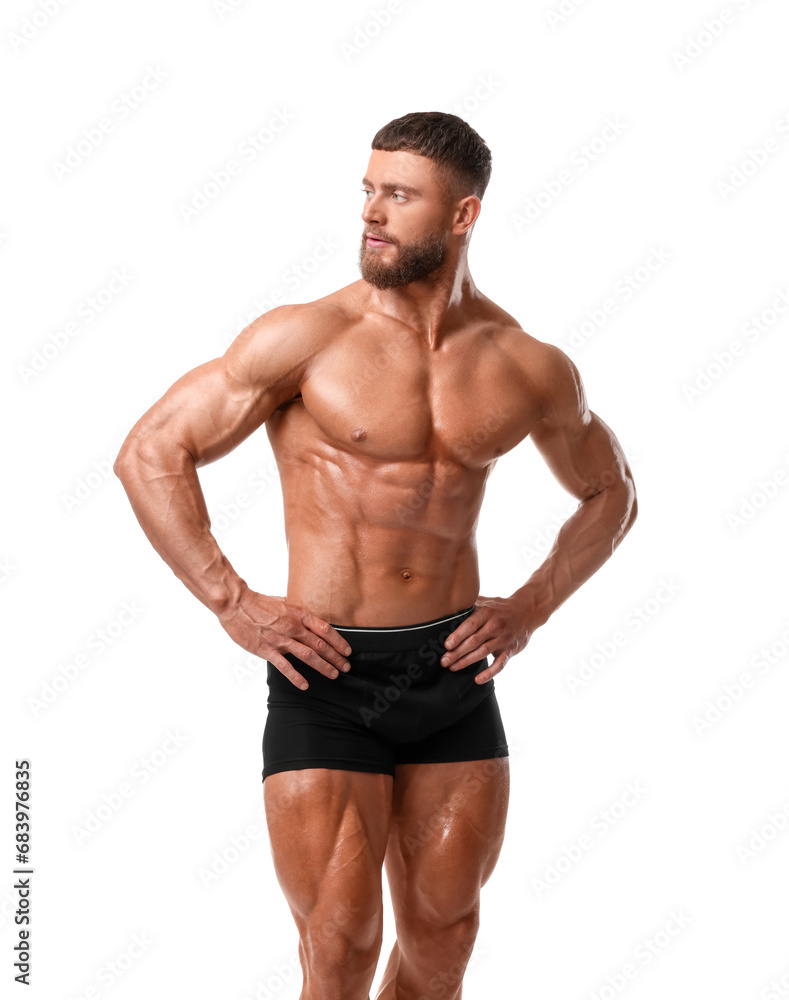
[511,481,637,629]
[114,443,248,618]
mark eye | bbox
[361,188,372,198]
[392,193,406,202]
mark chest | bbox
[270,333,540,468]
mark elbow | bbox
[113,435,150,481]
[624,476,638,531]
[113,452,131,482]
[608,481,637,555]
[626,499,638,537]
[114,435,191,482]
[113,440,139,481]
[605,474,638,541]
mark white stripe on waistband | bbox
[332,607,474,633]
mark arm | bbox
[114,306,297,616]
[441,343,637,681]
[113,303,352,689]
[511,343,638,627]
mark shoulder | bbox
[222,299,350,387]
[234,298,349,348]
[489,323,585,421]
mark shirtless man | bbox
[114,111,637,999]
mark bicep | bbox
[529,346,632,501]
[119,306,306,468]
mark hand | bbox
[440,595,535,684]
[217,589,353,690]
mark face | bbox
[358,149,456,289]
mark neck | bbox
[363,246,480,350]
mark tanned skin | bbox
[114,147,637,999]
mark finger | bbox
[442,610,485,657]
[442,626,493,666]
[284,638,344,680]
[442,635,487,665]
[303,612,353,656]
[447,640,496,671]
[295,620,352,672]
[474,655,506,684]
[268,653,310,691]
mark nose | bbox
[361,191,384,227]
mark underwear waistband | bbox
[329,605,476,653]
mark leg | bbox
[264,767,393,1000]
[376,757,510,1000]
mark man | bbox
[114,111,637,999]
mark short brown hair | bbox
[371,111,492,202]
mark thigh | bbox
[384,757,510,923]
[263,658,397,779]
[264,767,394,935]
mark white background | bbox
[3,0,789,997]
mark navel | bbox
[350,427,367,442]
[400,568,413,580]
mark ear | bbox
[451,195,482,236]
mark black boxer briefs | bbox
[261,605,509,781]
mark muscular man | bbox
[114,111,637,999]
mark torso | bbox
[265,281,548,626]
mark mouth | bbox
[366,234,392,248]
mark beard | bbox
[358,228,448,289]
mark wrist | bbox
[509,585,552,631]
[211,575,250,621]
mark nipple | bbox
[351,428,367,442]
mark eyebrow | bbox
[361,177,422,196]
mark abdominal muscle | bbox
[276,447,490,628]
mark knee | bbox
[302,904,382,981]
[400,906,480,964]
